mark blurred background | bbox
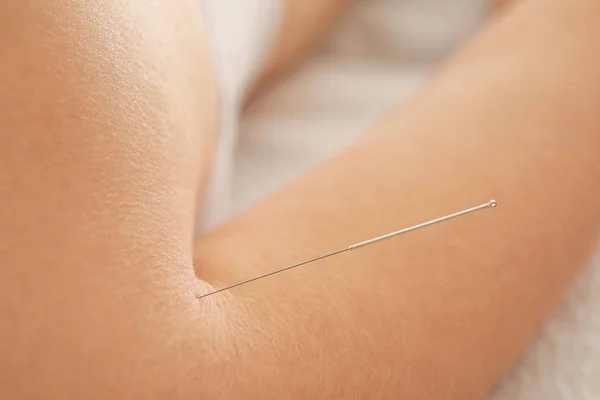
[232,0,487,217]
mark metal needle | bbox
[197,199,497,299]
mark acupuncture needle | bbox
[198,199,497,299]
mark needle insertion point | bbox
[198,199,498,299]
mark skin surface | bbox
[0,0,218,397]
[195,1,600,398]
[1,0,600,399]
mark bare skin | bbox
[0,0,218,396]
[1,0,599,399]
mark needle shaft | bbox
[197,200,497,299]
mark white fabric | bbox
[202,0,600,398]
[198,0,285,231]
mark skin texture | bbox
[1,0,600,399]
[0,0,218,397]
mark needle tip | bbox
[489,200,498,208]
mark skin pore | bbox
[1,0,599,399]
[0,0,218,397]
